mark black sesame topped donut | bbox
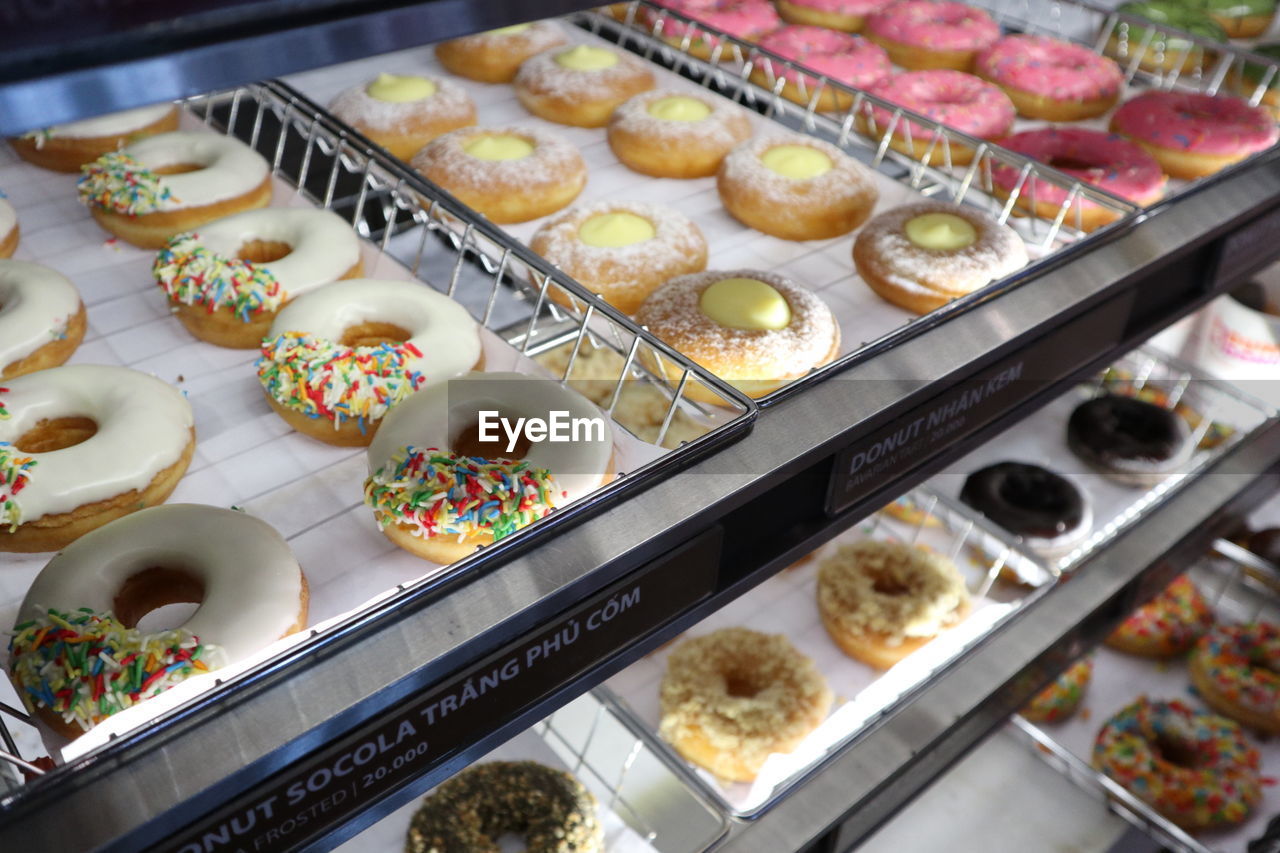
[406,761,603,853]
[1066,393,1193,487]
[960,461,1091,557]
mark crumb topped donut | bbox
[659,627,833,781]
[0,261,87,379]
[412,126,587,224]
[607,88,752,178]
[435,21,569,83]
[328,73,476,160]
[514,44,655,127]
[854,201,1029,314]
[530,201,708,314]
[77,131,272,249]
[0,197,18,258]
[636,269,840,401]
[717,134,878,241]
[817,540,970,668]
[11,103,180,173]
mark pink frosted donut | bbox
[862,70,1014,163]
[865,1,1000,71]
[975,35,1122,121]
[1110,91,1279,180]
[775,0,898,32]
[991,127,1165,231]
[646,0,782,59]
[752,26,891,110]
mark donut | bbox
[257,279,483,445]
[406,761,603,853]
[750,27,891,112]
[529,201,708,314]
[975,35,1123,122]
[775,0,896,32]
[1067,393,1193,487]
[881,495,941,527]
[859,70,1015,166]
[327,73,476,161]
[434,21,569,83]
[1021,658,1093,724]
[990,128,1166,232]
[608,88,752,179]
[1092,698,1261,831]
[658,627,833,781]
[864,1,1000,71]
[10,103,180,173]
[1110,91,1278,181]
[717,134,878,240]
[1188,0,1277,36]
[364,372,613,563]
[959,461,1092,558]
[77,131,272,249]
[152,208,364,349]
[0,365,195,553]
[8,505,306,739]
[635,269,840,402]
[1098,366,1235,450]
[0,197,18,258]
[1231,43,1280,118]
[817,540,970,669]
[411,126,587,224]
[1191,623,1280,734]
[1107,575,1214,658]
[0,261,86,380]
[514,45,655,128]
[853,201,1029,314]
[642,0,782,61]
[1106,3,1224,74]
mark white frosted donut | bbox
[26,104,177,145]
[10,504,306,736]
[0,365,194,551]
[257,279,483,443]
[0,198,17,257]
[0,260,86,378]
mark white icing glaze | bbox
[367,371,613,506]
[0,365,194,524]
[328,76,474,134]
[18,504,303,662]
[0,198,15,240]
[178,208,362,300]
[36,104,174,141]
[0,261,82,369]
[124,131,270,212]
[269,279,482,382]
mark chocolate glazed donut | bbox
[961,461,1091,556]
[1067,393,1193,487]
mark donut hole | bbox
[1153,734,1201,769]
[869,570,912,597]
[1047,156,1102,172]
[14,416,97,453]
[113,567,205,631]
[451,415,532,461]
[150,162,205,176]
[236,240,293,264]
[339,322,412,348]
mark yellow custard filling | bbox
[555,45,619,70]
[647,96,712,122]
[579,212,656,247]
[700,278,792,330]
[904,212,977,250]
[366,73,437,102]
[760,145,832,179]
[463,134,535,161]
[486,23,531,35]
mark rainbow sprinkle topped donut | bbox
[1022,657,1093,723]
[153,234,284,321]
[0,442,35,532]
[1107,575,1214,657]
[1191,623,1280,734]
[77,152,176,216]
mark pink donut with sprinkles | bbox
[1110,91,1279,180]
[991,127,1165,231]
[975,35,1123,121]
[862,70,1014,164]
[864,1,1000,71]
[646,0,782,60]
[775,0,898,32]
[752,26,891,110]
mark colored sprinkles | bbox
[77,152,174,216]
[0,441,35,532]
[153,233,284,321]
[8,608,222,731]
[364,447,564,542]
[256,332,426,428]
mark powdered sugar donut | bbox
[257,279,483,446]
[530,201,708,314]
[854,201,1028,314]
[861,70,1015,165]
[643,0,782,61]
[776,0,897,32]
[514,44,655,127]
[976,35,1123,121]
[77,131,272,249]
[0,261,87,379]
[991,127,1166,232]
[717,134,878,240]
[1111,91,1278,180]
[750,26,891,111]
[865,1,1000,71]
[152,208,364,349]
[0,365,195,553]
[435,21,569,83]
[10,103,179,173]
[328,73,476,160]
[0,197,17,258]
[411,126,587,224]
[607,88,752,178]
[635,269,839,401]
